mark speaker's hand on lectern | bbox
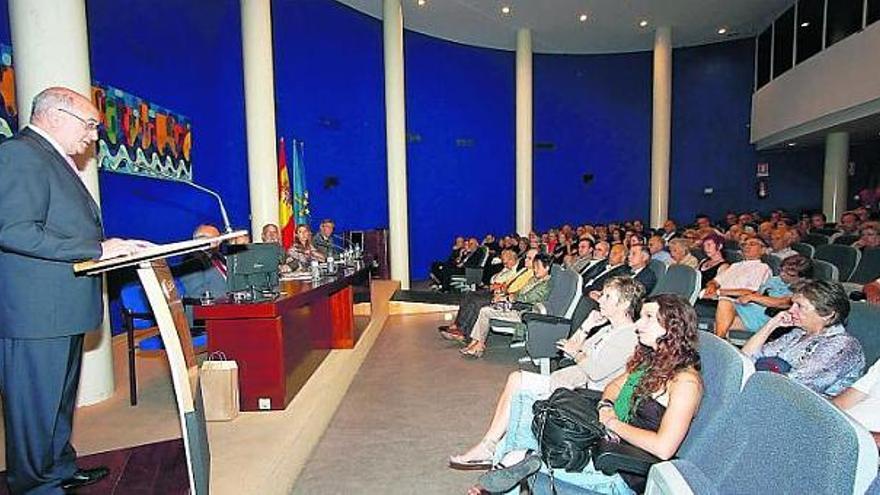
[98,238,155,260]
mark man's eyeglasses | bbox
[56,108,101,132]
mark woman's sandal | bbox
[449,439,497,471]
[460,345,485,358]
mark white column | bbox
[823,131,850,222]
[383,0,410,288]
[241,0,279,238]
[9,0,114,405]
[650,26,672,229]
[515,29,533,236]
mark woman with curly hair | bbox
[471,294,703,495]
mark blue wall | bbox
[533,52,653,229]
[671,39,823,222]
[88,0,248,243]
[404,32,515,279]
[272,0,388,234]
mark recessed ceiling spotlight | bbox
[417,0,426,5]
[717,27,728,35]
[639,20,649,28]
[800,21,810,28]
[787,142,797,147]
[579,13,588,22]
[501,5,511,15]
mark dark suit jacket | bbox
[0,128,103,339]
[579,258,608,283]
[633,266,658,294]
[176,252,228,298]
[584,264,631,293]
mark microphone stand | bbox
[132,165,233,234]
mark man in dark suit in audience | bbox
[583,243,629,293]
[579,241,609,281]
[627,244,658,294]
[0,87,149,493]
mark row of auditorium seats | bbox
[489,264,704,374]
[529,333,879,494]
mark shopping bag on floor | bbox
[200,352,240,421]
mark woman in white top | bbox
[448,276,644,470]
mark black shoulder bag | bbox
[531,387,606,472]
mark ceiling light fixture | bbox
[717,27,728,35]
[787,142,797,147]
[579,14,588,22]
[501,5,511,15]
[639,20,649,28]
[800,21,810,28]
[417,0,426,5]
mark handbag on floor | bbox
[531,387,606,472]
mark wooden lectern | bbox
[74,231,245,495]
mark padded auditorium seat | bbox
[791,242,815,259]
[647,259,667,285]
[815,244,861,282]
[644,372,879,495]
[812,258,840,282]
[848,247,880,285]
[846,302,880,366]
[803,233,831,247]
[649,264,701,303]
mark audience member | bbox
[648,235,672,265]
[769,228,798,260]
[713,255,811,338]
[660,219,679,242]
[627,244,657,294]
[810,212,827,231]
[832,357,880,447]
[669,238,699,269]
[579,241,610,280]
[852,224,880,249]
[583,243,628,293]
[439,249,534,342]
[459,253,553,358]
[448,277,644,470]
[702,237,771,300]
[697,233,729,288]
[564,238,593,272]
[473,294,703,494]
[741,280,865,397]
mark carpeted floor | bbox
[293,312,536,494]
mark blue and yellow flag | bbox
[290,138,310,228]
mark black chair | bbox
[760,254,781,276]
[812,258,840,282]
[833,234,860,246]
[803,233,830,247]
[722,249,743,263]
[791,242,815,259]
[848,247,880,285]
[815,244,861,282]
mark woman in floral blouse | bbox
[742,279,865,397]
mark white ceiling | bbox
[335,0,795,54]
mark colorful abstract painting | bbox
[92,84,193,181]
[0,45,18,141]
[0,46,191,179]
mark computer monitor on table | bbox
[226,243,283,294]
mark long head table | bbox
[194,266,370,411]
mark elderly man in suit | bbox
[0,87,148,493]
